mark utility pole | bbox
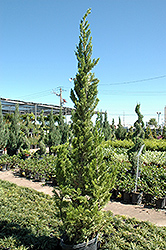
[156,111,161,126]
[123,111,125,127]
[53,87,67,109]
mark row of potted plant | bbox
[1,150,165,206]
[112,160,166,208]
[18,155,57,185]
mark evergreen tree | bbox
[157,125,162,137]
[152,128,157,139]
[38,110,45,128]
[132,103,145,151]
[47,109,61,153]
[127,126,133,140]
[162,126,166,139]
[103,111,111,141]
[111,118,116,140]
[115,117,127,140]
[7,104,22,155]
[54,9,117,244]
[58,108,68,144]
[148,118,157,127]
[94,112,103,138]
[128,104,145,175]
[0,100,8,150]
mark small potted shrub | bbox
[54,9,117,249]
[0,154,10,171]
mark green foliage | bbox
[0,100,8,150]
[7,104,22,156]
[54,9,117,244]
[144,139,166,151]
[37,110,46,128]
[18,154,57,182]
[128,104,145,174]
[47,109,61,152]
[162,126,166,139]
[105,138,166,151]
[0,180,166,249]
[100,212,166,250]
[140,163,166,199]
[110,118,116,140]
[126,126,133,140]
[103,111,111,141]
[115,117,127,140]
[58,108,68,144]
[145,125,153,139]
[0,179,60,249]
[148,118,157,127]
[106,139,134,149]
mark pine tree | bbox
[0,100,8,151]
[54,9,117,245]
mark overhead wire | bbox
[14,74,166,99]
[99,74,166,85]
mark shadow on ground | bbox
[0,220,61,250]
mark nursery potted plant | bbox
[0,154,10,171]
[54,9,117,249]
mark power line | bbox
[13,73,166,100]
[100,74,166,86]
[98,90,166,96]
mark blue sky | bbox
[1,0,166,126]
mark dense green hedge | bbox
[0,180,166,249]
[105,139,166,151]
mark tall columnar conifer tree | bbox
[47,109,61,153]
[54,9,117,244]
[115,117,126,140]
[0,100,8,150]
[103,111,111,141]
[58,108,68,144]
[7,104,22,155]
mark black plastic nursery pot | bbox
[60,236,98,250]
[131,192,143,205]
[110,189,118,200]
[143,193,153,204]
[155,197,166,209]
[0,164,7,171]
[122,192,131,203]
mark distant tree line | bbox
[0,100,166,156]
